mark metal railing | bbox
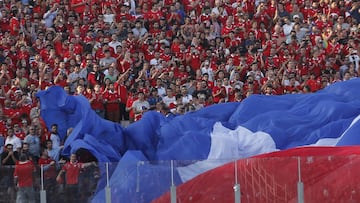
[0,155,359,203]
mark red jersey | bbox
[38,158,57,179]
[114,83,128,104]
[212,86,226,103]
[103,90,120,111]
[126,96,136,120]
[71,0,87,14]
[188,53,201,71]
[9,17,20,36]
[62,161,83,185]
[14,160,35,187]
[88,92,105,110]
[221,25,233,36]
[15,131,26,140]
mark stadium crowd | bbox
[0,0,359,202]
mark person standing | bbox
[13,153,36,203]
[38,148,57,202]
[5,127,22,152]
[49,124,62,149]
[103,82,121,122]
[132,91,150,121]
[56,153,95,203]
[46,140,62,163]
[24,126,41,163]
[1,143,19,202]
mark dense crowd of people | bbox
[0,0,359,201]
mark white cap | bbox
[15,89,22,94]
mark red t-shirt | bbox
[14,160,35,187]
[15,131,26,140]
[126,96,136,120]
[212,86,226,103]
[103,90,120,111]
[9,17,20,36]
[38,158,57,179]
[62,161,83,185]
[71,0,86,14]
[114,83,128,104]
[86,92,105,110]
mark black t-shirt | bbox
[1,151,19,165]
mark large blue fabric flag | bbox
[36,78,360,203]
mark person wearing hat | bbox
[349,49,360,72]
[290,3,304,21]
[292,14,300,21]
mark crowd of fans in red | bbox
[0,0,359,160]
[0,0,358,201]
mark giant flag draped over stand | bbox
[36,78,360,203]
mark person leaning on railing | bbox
[56,153,96,203]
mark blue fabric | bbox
[91,151,182,203]
[36,79,360,203]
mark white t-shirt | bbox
[109,41,122,53]
[5,135,22,151]
[182,94,193,104]
[132,100,150,113]
[162,96,176,107]
[50,133,61,149]
[103,14,115,24]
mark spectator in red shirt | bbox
[13,153,36,203]
[14,123,26,140]
[38,148,57,202]
[212,79,226,103]
[0,0,357,130]
[125,89,138,123]
[103,82,121,122]
[87,83,105,118]
[9,8,20,37]
[56,153,96,203]
[71,0,88,16]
